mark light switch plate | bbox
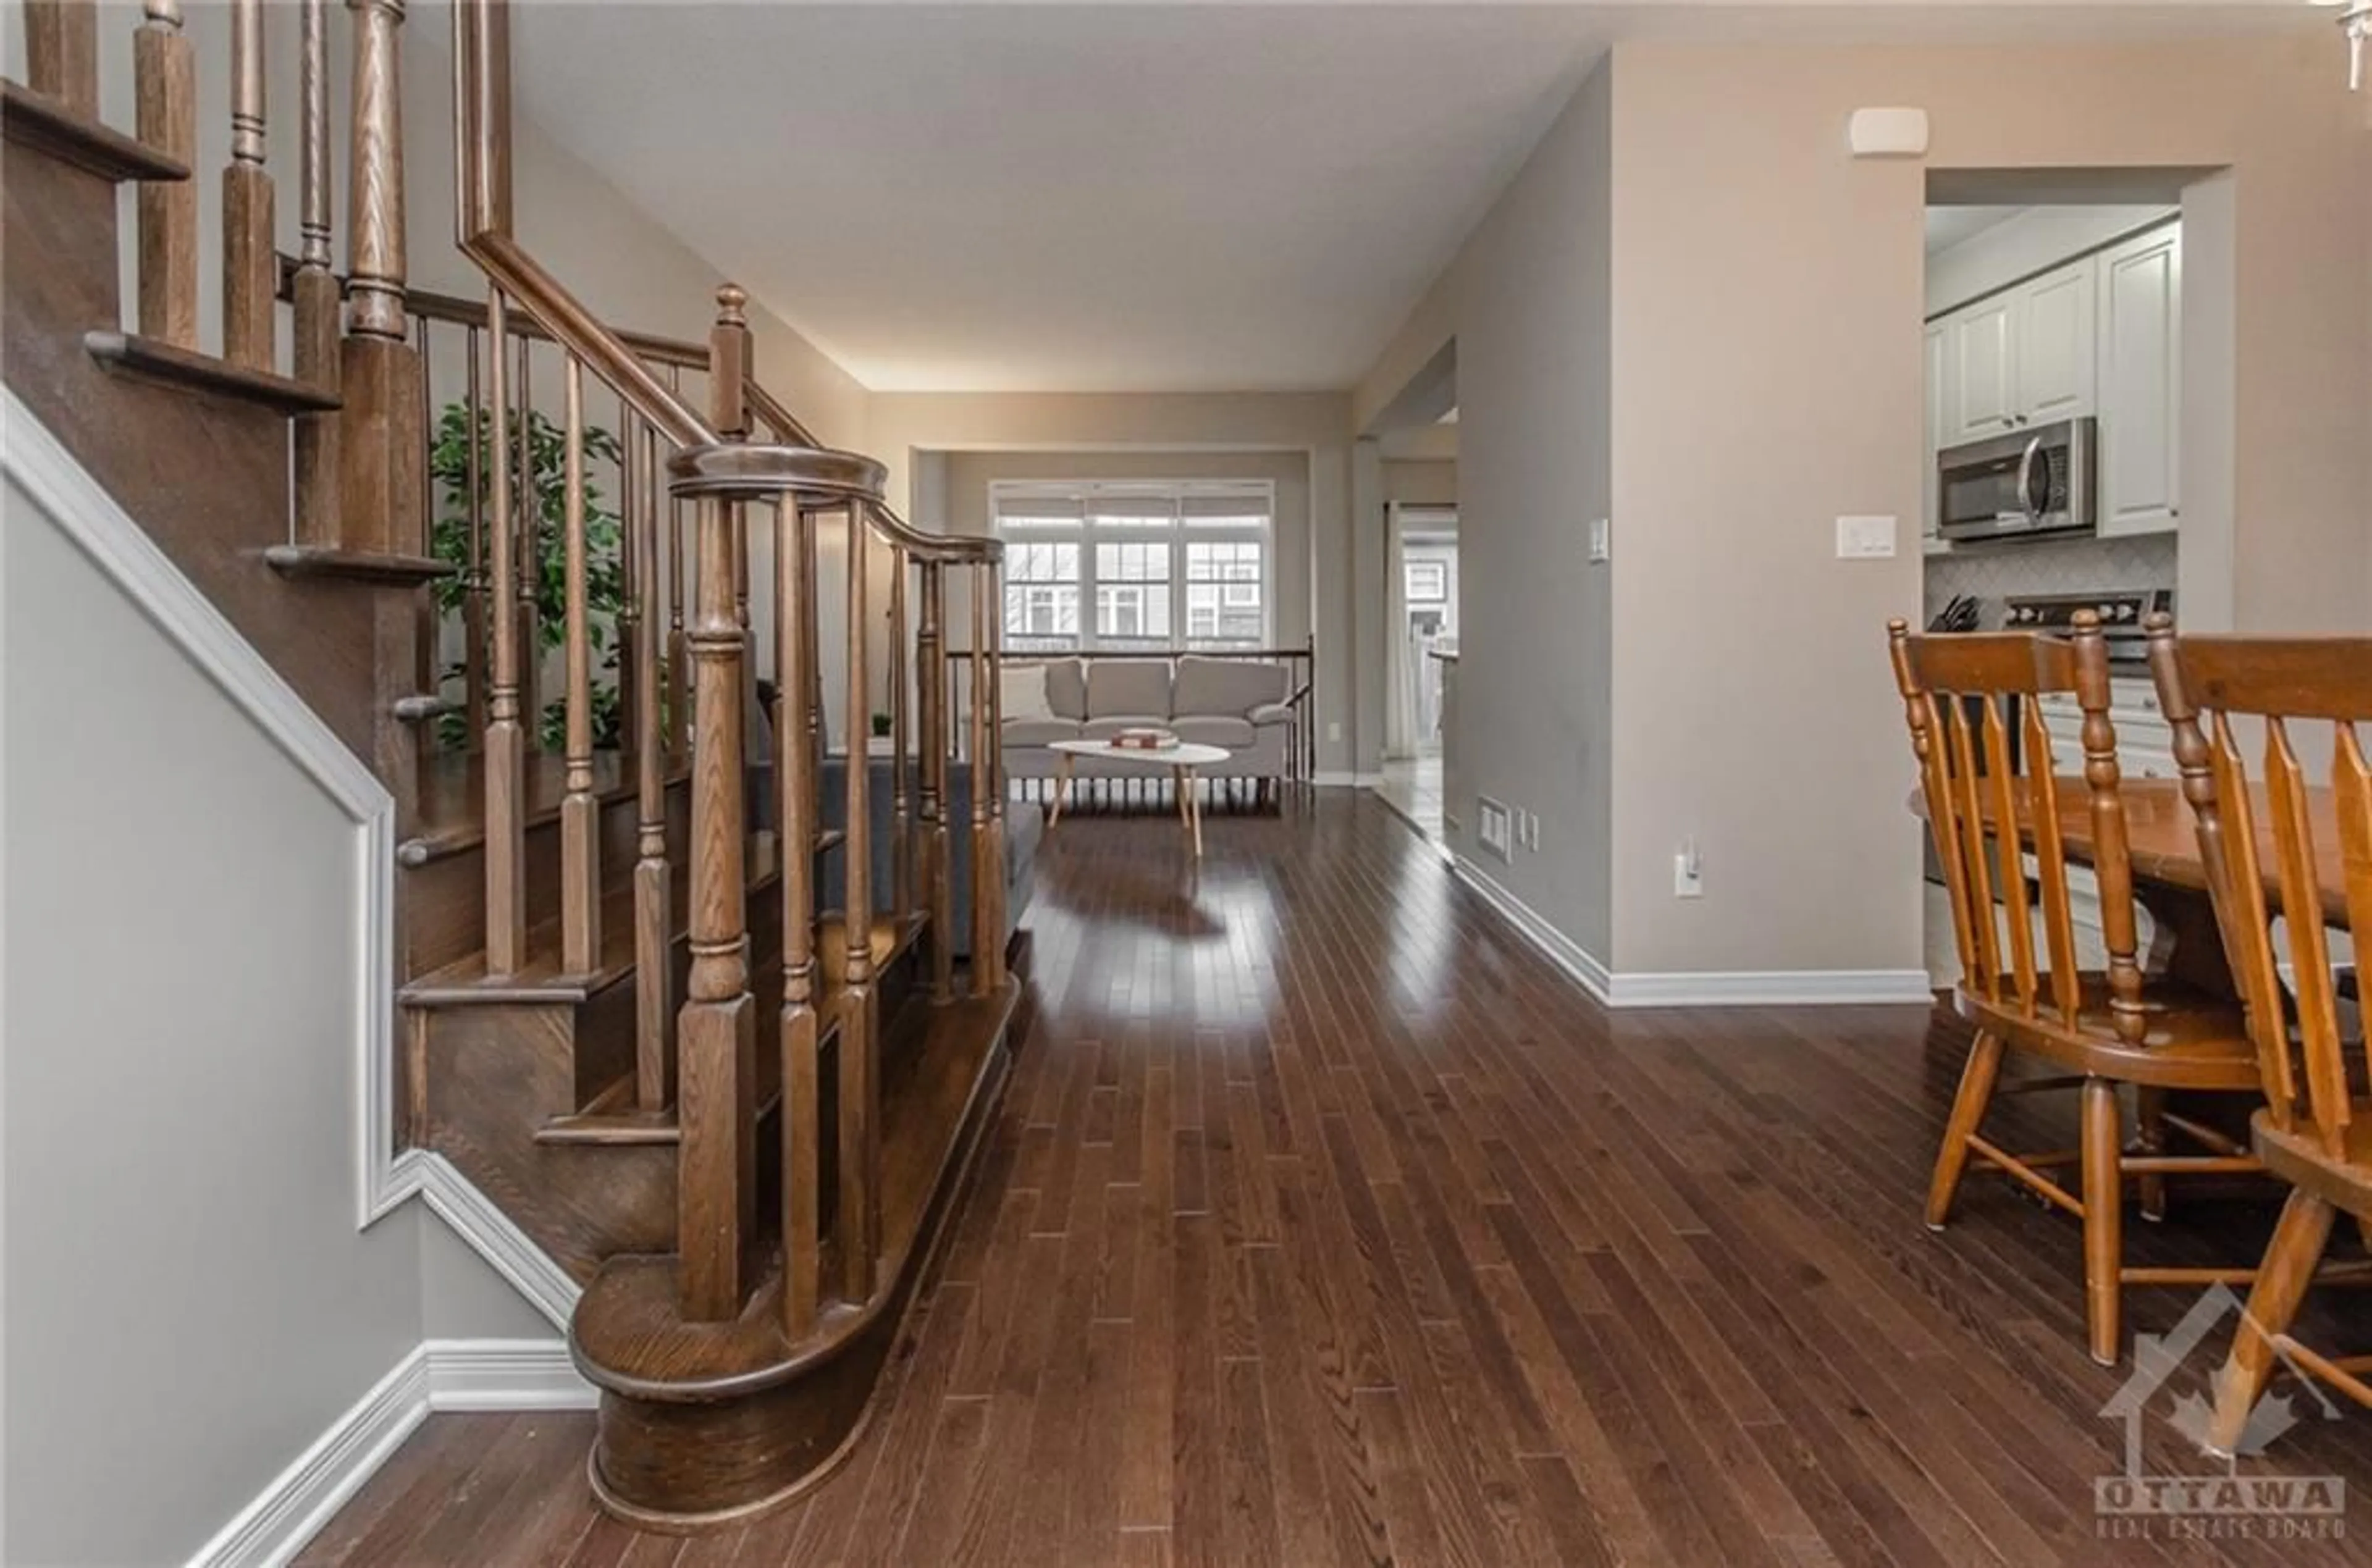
[1588,518,1610,563]
[1835,514,1898,560]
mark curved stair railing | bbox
[9,0,1015,1525]
[448,0,1015,1508]
[448,0,1016,1527]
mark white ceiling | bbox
[511,2,2325,395]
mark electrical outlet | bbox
[1478,797,1514,863]
[1673,841,1704,898]
[1327,721,1343,743]
[1588,518,1611,563]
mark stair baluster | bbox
[133,1,197,350]
[673,287,759,1322]
[919,560,953,1003]
[665,367,691,757]
[559,356,600,973]
[462,329,489,747]
[780,500,822,1338]
[890,543,912,929]
[615,409,641,774]
[513,337,542,751]
[983,568,1007,989]
[338,0,421,560]
[969,566,996,992]
[841,498,880,1302]
[631,408,674,1109]
[482,287,529,974]
[222,0,272,371]
[23,0,98,116]
[288,0,340,544]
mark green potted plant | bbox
[870,711,893,740]
[424,400,629,752]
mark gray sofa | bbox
[1000,656,1293,781]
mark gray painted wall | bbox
[1,484,552,1566]
[1356,62,1615,954]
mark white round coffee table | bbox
[1046,738,1232,858]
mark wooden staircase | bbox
[3,0,1019,1532]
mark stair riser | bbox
[405,778,689,979]
[413,868,792,1280]
[421,999,679,1284]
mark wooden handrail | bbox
[276,254,1002,569]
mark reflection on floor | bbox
[1373,752,1443,844]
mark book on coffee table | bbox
[1109,726,1179,752]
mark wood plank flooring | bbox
[302,792,2372,1566]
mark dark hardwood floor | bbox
[301,792,2372,1566]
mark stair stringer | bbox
[2,388,578,1331]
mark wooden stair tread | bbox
[2,80,188,182]
[408,751,682,861]
[406,752,838,864]
[570,978,1019,1398]
[402,852,764,1005]
[814,908,929,982]
[266,545,454,586]
[85,330,342,414]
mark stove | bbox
[2001,588,2173,666]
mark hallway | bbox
[1372,753,1444,845]
[304,795,2372,1566]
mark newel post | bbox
[337,0,423,556]
[674,286,759,1322]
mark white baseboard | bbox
[1450,855,1932,1009]
[427,1338,598,1414]
[1313,770,1387,788]
[184,1340,592,1568]
[1452,857,1616,1002]
[1603,969,1937,1007]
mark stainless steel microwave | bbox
[1937,416,2097,543]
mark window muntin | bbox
[991,482,1272,652]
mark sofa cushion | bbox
[1000,662,1055,721]
[1172,655,1287,717]
[1003,715,1082,746]
[1087,660,1173,719]
[1082,715,1173,741]
[1042,658,1088,721]
[1171,715,1256,750]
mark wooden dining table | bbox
[1933,774,2354,1003]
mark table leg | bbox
[1188,767,1204,859]
[1173,764,1190,846]
[1050,752,1075,829]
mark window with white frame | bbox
[991,480,1274,652]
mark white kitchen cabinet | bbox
[2013,258,2097,423]
[1923,321,1951,551]
[2098,223,2183,537]
[1948,295,2019,443]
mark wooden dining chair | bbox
[1890,611,2266,1365]
[2146,618,2372,1453]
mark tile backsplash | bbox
[1922,532,2177,630]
